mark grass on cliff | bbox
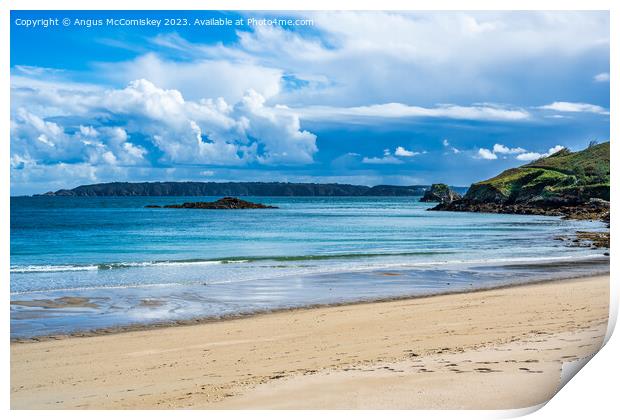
[524,142,609,185]
[467,142,610,201]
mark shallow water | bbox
[10,196,609,338]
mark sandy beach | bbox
[11,275,609,410]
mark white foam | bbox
[10,264,99,273]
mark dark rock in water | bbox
[147,197,278,210]
[144,205,161,208]
[420,184,462,203]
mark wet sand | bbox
[10,275,609,409]
[10,296,99,309]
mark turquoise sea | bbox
[10,196,609,338]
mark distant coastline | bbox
[27,181,469,198]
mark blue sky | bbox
[10,10,610,195]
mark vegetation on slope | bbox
[464,142,610,205]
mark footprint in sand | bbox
[520,367,544,373]
[475,367,501,373]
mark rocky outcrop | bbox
[432,197,609,222]
[420,184,462,203]
[556,231,610,250]
[146,197,277,210]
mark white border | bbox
[2,1,616,419]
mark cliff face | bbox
[432,142,610,221]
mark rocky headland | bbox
[431,142,610,247]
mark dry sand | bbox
[11,275,609,409]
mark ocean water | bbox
[10,196,609,338]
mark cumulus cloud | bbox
[10,108,150,172]
[394,146,419,157]
[476,143,565,162]
[235,90,317,164]
[10,79,319,182]
[477,148,498,160]
[362,149,404,165]
[492,144,527,154]
[538,101,609,115]
[363,146,424,163]
[11,108,88,163]
[97,53,284,103]
[515,145,565,161]
[594,72,610,82]
[514,152,542,161]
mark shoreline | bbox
[11,267,610,343]
[11,274,609,409]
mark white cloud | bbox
[594,72,610,82]
[11,112,150,169]
[36,134,54,147]
[79,125,98,137]
[237,90,318,165]
[290,102,530,122]
[122,142,147,160]
[97,53,283,103]
[11,108,84,162]
[475,143,565,162]
[101,151,118,165]
[477,148,498,160]
[492,143,527,154]
[515,145,565,161]
[394,146,419,157]
[100,12,609,109]
[538,101,609,115]
[272,13,601,104]
[547,145,565,155]
[514,152,542,161]
[10,79,318,170]
[442,139,461,154]
[362,148,404,165]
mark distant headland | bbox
[33,182,468,197]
